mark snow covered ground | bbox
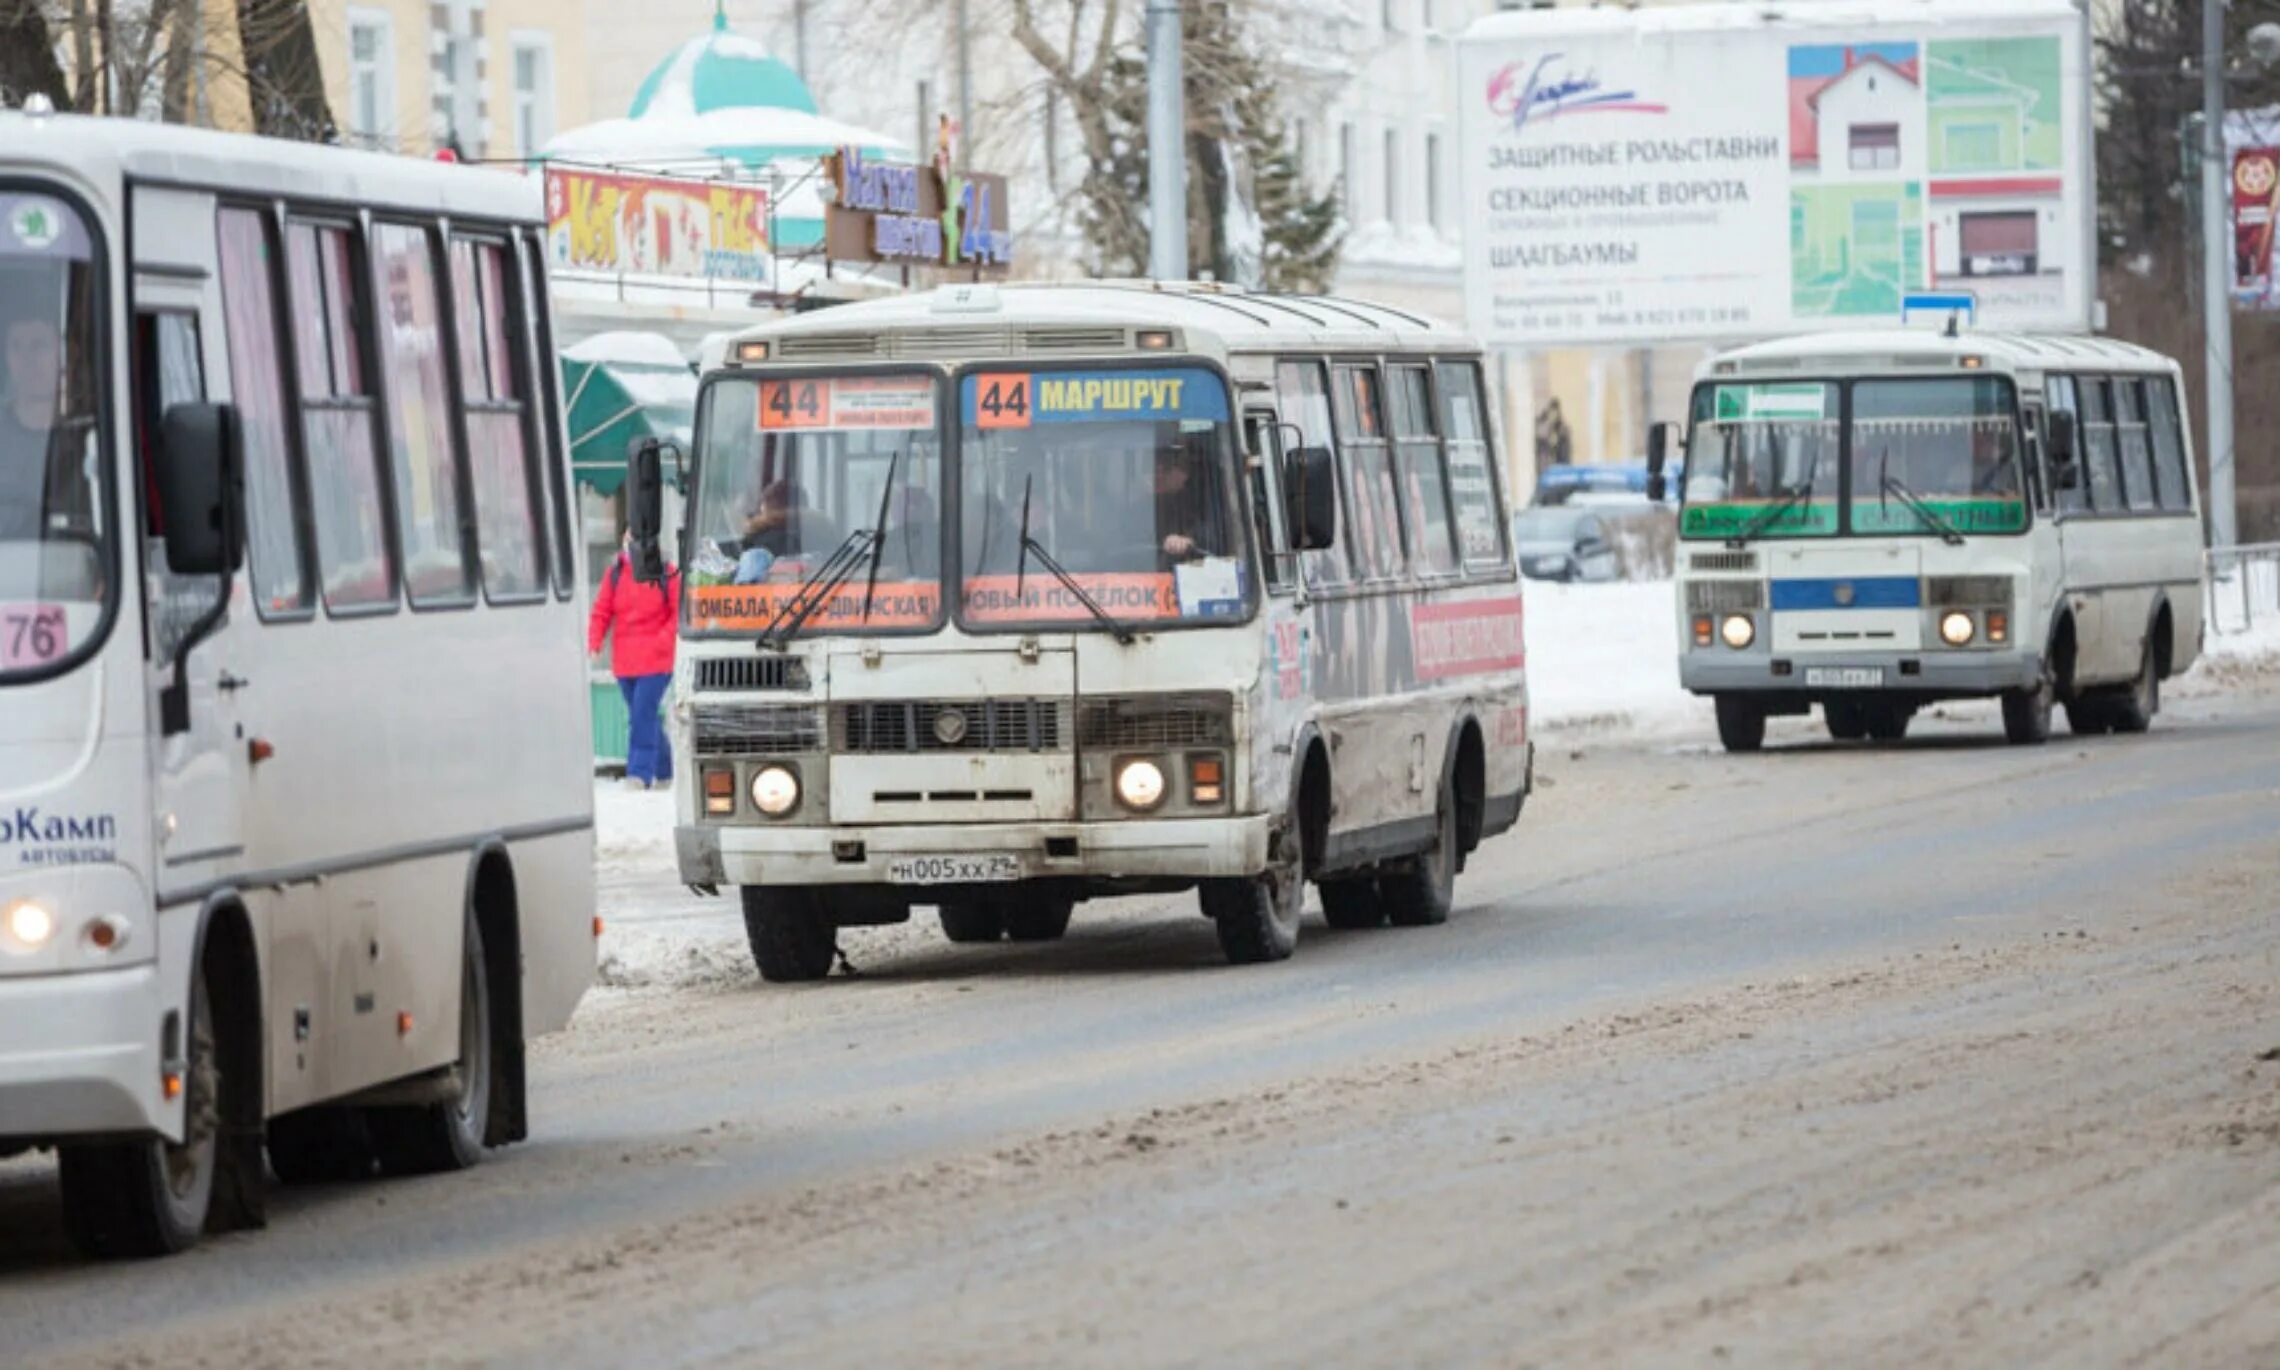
[586,582,2280,991]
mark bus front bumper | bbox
[0,963,164,1142]
[1681,649,2044,698]
[677,814,1274,889]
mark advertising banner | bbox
[1457,0,2093,345]
[2234,145,2280,308]
[544,167,771,282]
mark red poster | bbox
[1409,596,1525,682]
[2234,148,2280,304]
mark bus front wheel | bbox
[1203,816,1304,965]
[742,887,838,981]
[1714,696,1766,753]
[58,961,219,1258]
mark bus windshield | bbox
[1681,381,1840,540]
[684,371,944,636]
[1848,377,2025,534]
[956,366,1250,631]
[0,190,106,681]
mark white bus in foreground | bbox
[1654,327,2204,751]
[643,283,1531,979]
[0,115,595,1256]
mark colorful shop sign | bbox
[823,145,1013,274]
[545,167,771,282]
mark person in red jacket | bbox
[588,534,682,790]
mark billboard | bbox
[1457,0,2093,346]
[543,167,771,282]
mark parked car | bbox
[1512,506,1621,582]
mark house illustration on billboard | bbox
[1924,36,2069,308]
[1789,43,1923,181]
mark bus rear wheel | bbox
[369,914,492,1176]
[59,962,218,1258]
[2107,645,2159,734]
[1380,794,1456,928]
[1714,696,1766,753]
[742,887,838,981]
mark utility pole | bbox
[1146,0,1187,280]
[955,0,973,160]
[794,0,809,86]
[2204,0,2236,548]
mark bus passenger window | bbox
[1389,365,1458,574]
[2113,378,2157,512]
[373,221,475,606]
[285,220,394,609]
[1334,363,1405,580]
[2145,378,2193,512]
[1275,358,1350,588]
[518,234,577,596]
[451,237,545,598]
[215,206,313,616]
[1434,361,1507,567]
[2076,376,2121,513]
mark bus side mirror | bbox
[625,438,668,583]
[1286,445,1338,552]
[2045,411,2080,490]
[156,402,244,577]
[155,402,244,736]
[1646,422,1675,502]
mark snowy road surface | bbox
[4,660,2279,1365]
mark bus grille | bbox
[1077,694,1233,751]
[1688,550,1758,573]
[693,657,811,692]
[835,699,1067,753]
[693,704,825,755]
[1686,580,1765,612]
[1926,575,2010,608]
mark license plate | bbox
[1804,667,1885,688]
[885,854,1021,885]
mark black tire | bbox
[1318,878,1385,930]
[267,1108,376,1184]
[369,916,493,1176]
[742,887,839,980]
[1002,898,1074,942]
[1864,703,1911,742]
[1714,695,1766,753]
[2001,659,2055,746]
[2108,643,2158,734]
[937,902,1007,943]
[1204,813,1304,965]
[1380,793,1456,928]
[1824,700,1867,741]
[59,961,219,1258]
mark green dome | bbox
[628,10,818,119]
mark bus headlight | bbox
[3,900,55,952]
[1719,613,1755,649]
[750,764,801,817]
[1114,758,1167,812]
[1939,611,1976,646]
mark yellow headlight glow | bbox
[1940,610,1976,646]
[4,901,55,951]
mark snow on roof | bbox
[563,330,695,369]
[629,15,819,121]
[542,106,904,177]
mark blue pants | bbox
[619,673,673,785]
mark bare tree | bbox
[0,0,334,139]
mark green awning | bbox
[561,332,698,495]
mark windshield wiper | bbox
[1011,474,1138,645]
[1726,482,1814,549]
[758,526,875,651]
[858,450,902,624]
[1877,451,1966,545]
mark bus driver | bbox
[0,302,68,543]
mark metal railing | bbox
[2206,542,2280,634]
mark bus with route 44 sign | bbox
[635,281,1533,979]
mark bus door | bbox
[1243,405,1309,807]
[132,186,248,880]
